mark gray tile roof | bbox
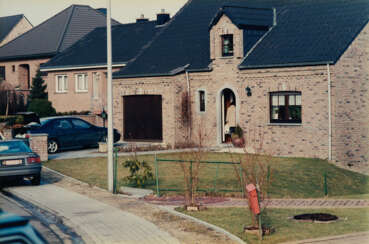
[0,5,120,61]
[41,21,162,69]
[0,14,25,43]
[209,5,274,29]
[114,0,369,78]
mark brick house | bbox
[40,12,169,113]
[112,0,369,168]
[0,14,33,47]
[0,5,119,94]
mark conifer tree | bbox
[29,69,47,100]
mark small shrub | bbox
[27,99,56,118]
[122,159,154,187]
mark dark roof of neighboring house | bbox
[0,14,27,43]
[0,5,120,61]
[114,0,369,78]
[41,21,162,70]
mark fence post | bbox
[213,163,219,193]
[113,148,118,194]
[324,172,328,196]
[190,161,193,199]
[239,162,245,198]
[155,154,160,196]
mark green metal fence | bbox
[154,155,244,196]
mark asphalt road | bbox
[0,179,84,244]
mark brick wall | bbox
[0,16,33,47]
[1,128,12,140]
[331,23,369,168]
[0,58,50,90]
[45,67,121,113]
[28,134,48,162]
[210,15,244,59]
[113,76,183,147]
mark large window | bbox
[0,66,5,80]
[221,34,234,57]
[75,73,88,92]
[56,75,68,93]
[270,92,301,123]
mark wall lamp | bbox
[245,86,252,97]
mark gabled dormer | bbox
[209,5,275,61]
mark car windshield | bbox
[40,118,52,126]
[0,141,32,154]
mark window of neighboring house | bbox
[56,75,68,93]
[270,92,302,123]
[92,72,100,99]
[198,90,206,112]
[0,66,5,80]
[221,34,234,57]
[75,73,88,92]
[12,65,15,72]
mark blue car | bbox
[0,210,46,243]
[24,116,120,154]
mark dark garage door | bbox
[123,95,163,141]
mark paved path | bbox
[207,198,369,208]
[6,184,179,244]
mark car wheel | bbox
[31,174,41,185]
[48,139,59,154]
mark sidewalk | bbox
[6,184,179,244]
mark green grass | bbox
[177,207,369,244]
[44,152,369,198]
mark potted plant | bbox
[231,125,244,147]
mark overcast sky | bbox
[0,0,188,26]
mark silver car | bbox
[0,140,41,186]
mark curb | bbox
[4,186,95,244]
[282,231,369,244]
[158,205,246,244]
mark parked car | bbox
[0,140,41,185]
[0,210,46,243]
[24,116,121,154]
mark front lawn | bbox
[177,207,369,244]
[44,152,369,198]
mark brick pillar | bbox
[29,134,48,162]
[1,128,13,140]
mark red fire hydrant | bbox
[246,184,260,215]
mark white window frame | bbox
[92,72,100,99]
[55,75,68,93]
[75,73,88,93]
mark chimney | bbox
[136,14,149,23]
[156,9,170,25]
[96,8,107,15]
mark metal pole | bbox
[106,0,114,193]
[155,154,160,196]
[327,63,332,161]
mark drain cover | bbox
[293,213,338,222]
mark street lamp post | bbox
[106,0,114,193]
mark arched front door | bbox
[221,88,236,143]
